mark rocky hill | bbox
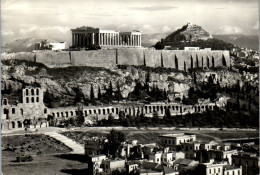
[165,23,213,42]
[160,23,234,50]
[2,59,241,108]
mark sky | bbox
[1,0,259,44]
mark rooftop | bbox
[159,133,195,138]
[224,165,241,170]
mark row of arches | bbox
[25,88,40,96]
[50,104,216,119]
[2,119,48,130]
[25,97,40,103]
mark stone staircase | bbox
[44,132,84,154]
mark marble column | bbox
[83,33,86,47]
[92,33,95,45]
[72,34,75,46]
[75,34,78,47]
[111,33,114,45]
[98,33,100,46]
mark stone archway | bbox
[11,121,15,129]
[17,121,23,128]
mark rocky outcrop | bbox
[165,23,213,42]
[1,60,241,107]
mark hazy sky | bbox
[1,0,259,44]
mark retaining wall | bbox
[1,49,231,70]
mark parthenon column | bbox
[72,34,75,46]
[83,33,86,46]
[98,33,100,46]
[75,34,78,47]
[111,33,113,45]
[100,33,102,45]
[92,33,95,45]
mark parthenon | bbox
[71,26,142,48]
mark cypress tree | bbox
[90,84,95,101]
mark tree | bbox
[154,41,164,50]
[76,105,84,126]
[90,84,95,101]
[109,81,113,97]
[105,129,126,158]
[115,82,122,102]
[98,86,102,100]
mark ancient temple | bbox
[71,26,141,48]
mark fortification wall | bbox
[144,50,162,67]
[117,49,144,66]
[1,52,35,62]
[1,49,231,70]
[36,51,71,67]
[71,50,116,68]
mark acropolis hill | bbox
[1,23,231,70]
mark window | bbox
[168,140,171,144]
[31,97,34,103]
[44,108,47,114]
[214,168,215,173]
[71,111,73,116]
[233,171,235,175]
[209,169,211,174]
[238,170,240,175]
[31,89,34,95]
[26,89,29,96]
[12,108,15,114]
[36,97,39,102]
[36,89,39,95]
[157,158,159,162]
[218,168,220,173]
[165,140,167,144]
[3,99,7,105]
[26,97,29,103]
[20,109,23,115]
[227,172,229,175]
[57,113,60,117]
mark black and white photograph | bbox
[1,0,259,174]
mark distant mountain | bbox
[1,38,59,53]
[159,23,234,50]
[164,23,213,43]
[213,34,259,51]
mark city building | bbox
[232,152,259,175]
[35,40,66,50]
[71,26,142,48]
[102,159,126,173]
[159,133,196,151]
[86,154,107,174]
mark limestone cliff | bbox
[1,60,241,107]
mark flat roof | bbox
[159,133,195,138]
